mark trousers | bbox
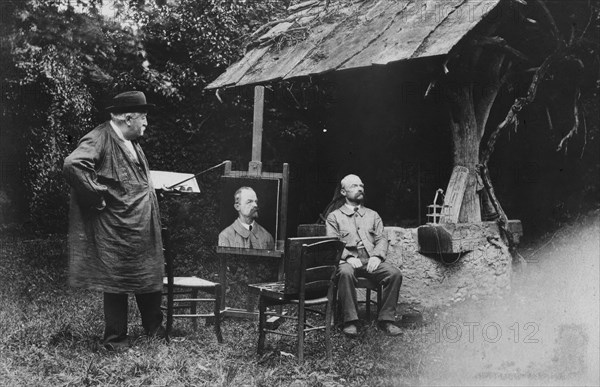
[103,291,163,344]
[336,261,402,323]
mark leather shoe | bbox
[103,340,130,352]
[378,321,402,336]
[342,323,359,338]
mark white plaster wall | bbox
[385,226,512,309]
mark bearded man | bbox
[218,186,274,250]
[63,91,164,350]
[326,174,403,337]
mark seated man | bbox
[326,174,403,337]
[219,186,275,249]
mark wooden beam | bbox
[278,163,289,280]
[250,86,264,176]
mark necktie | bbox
[248,225,253,248]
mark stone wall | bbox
[385,225,512,310]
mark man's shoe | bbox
[148,325,167,340]
[342,323,359,338]
[378,321,402,337]
[103,340,130,352]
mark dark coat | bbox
[63,122,163,293]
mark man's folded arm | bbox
[63,134,108,210]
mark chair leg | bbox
[332,284,339,327]
[191,288,199,331]
[257,296,267,355]
[166,286,173,338]
[214,285,223,343]
[298,300,305,364]
[325,286,334,362]
[377,285,383,317]
[365,288,372,322]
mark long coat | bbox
[63,121,163,294]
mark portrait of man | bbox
[218,186,275,250]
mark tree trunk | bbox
[448,85,482,223]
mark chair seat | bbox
[163,276,218,288]
[249,281,329,305]
[289,296,329,306]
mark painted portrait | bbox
[218,176,280,252]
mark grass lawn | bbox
[1,210,598,386]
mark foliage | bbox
[1,1,149,232]
[0,0,290,234]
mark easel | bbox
[216,86,290,319]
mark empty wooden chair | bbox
[161,228,223,343]
[249,239,345,363]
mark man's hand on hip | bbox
[366,256,382,272]
[346,257,363,268]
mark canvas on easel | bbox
[218,176,280,253]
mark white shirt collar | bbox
[238,219,255,230]
[110,120,127,141]
[345,203,361,212]
[110,120,139,162]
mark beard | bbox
[348,192,365,204]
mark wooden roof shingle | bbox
[206,0,501,89]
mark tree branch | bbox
[580,105,587,158]
[545,105,553,131]
[556,89,581,153]
[471,36,529,62]
[534,0,563,46]
[475,53,505,137]
[479,46,561,165]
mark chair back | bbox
[162,227,174,284]
[298,239,345,300]
[284,236,337,294]
[297,224,327,237]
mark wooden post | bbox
[448,85,482,223]
[249,86,264,176]
[224,160,232,176]
[277,163,289,280]
[417,162,421,225]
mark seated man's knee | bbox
[383,263,402,281]
[391,268,402,286]
[336,262,355,278]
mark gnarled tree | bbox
[435,0,598,243]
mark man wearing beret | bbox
[63,91,164,350]
[326,174,403,337]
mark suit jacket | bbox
[63,121,163,293]
[326,205,388,262]
[218,219,275,250]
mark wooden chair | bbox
[297,224,382,321]
[249,239,345,363]
[161,228,223,343]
